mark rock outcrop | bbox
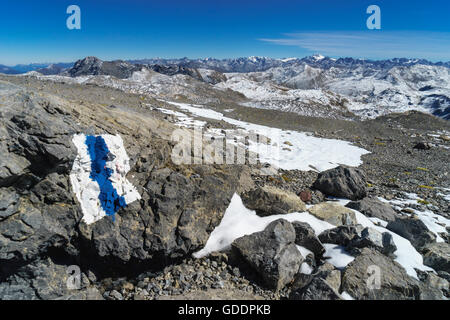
[422,243,450,273]
[341,248,421,300]
[346,196,397,222]
[386,216,436,251]
[313,166,367,200]
[0,86,246,297]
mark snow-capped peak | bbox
[312,54,325,61]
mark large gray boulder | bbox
[231,219,303,290]
[290,277,343,300]
[346,196,397,222]
[422,243,450,273]
[341,248,421,300]
[386,216,436,251]
[307,202,357,226]
[313,165,367,200]
[241,185,306,217]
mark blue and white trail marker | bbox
[70,134,141,224]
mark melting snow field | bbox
[161,101,370,172]
[196,194,435,279]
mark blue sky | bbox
[1,0,449,65]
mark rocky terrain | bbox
[0,59,449,300]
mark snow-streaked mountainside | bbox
[14,55,450,120]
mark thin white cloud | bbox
[259,31,450,61]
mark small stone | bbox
[109,290,123,300]
[299,190,312,203]
[122,282,134,291]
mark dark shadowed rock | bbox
[231,219,303,290]
[346,196,397,222]
[0,188,20,220]
[290,277,343,300]
[347,227,397,256]
[292,222,325,259]
[313,165,367,200]
[386,217,436,251]
[318,225,361,246]
[341,248,421,300]
[241,185,306,217]
[413,142,432,150]
[422,243,450,273]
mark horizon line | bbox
[2,54,450,67]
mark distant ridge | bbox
[2,55,449,75]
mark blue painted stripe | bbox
[85,135,127,221]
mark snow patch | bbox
[323,244,355,269]
[163,101,370,172]
[193,193,335,258]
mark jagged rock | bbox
[416,271,448,300]
[231,219,303,290]
[422,243,450,273]
[346,196,397,222]
[437,271,450,282]
[347,227,397,256]
[341,248,421,300]
[290,277,343,300]
[318,225,361,246]
[381,233,397,255]
[386,216,436,251]
[315,262,342,293]
[0,257,98,300]
[307,202,357,226]
[0,188,20,220]
[312,165,367,200]
[292,222,325,258]
[241,185,306,216]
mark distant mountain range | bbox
[2,55,450,75]
[8,55,450,120]
[129,55,450,73]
